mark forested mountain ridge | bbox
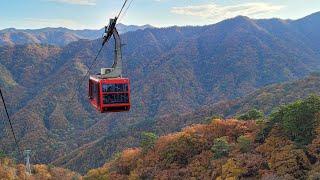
[0,12,320,173]
[0,24,153,46]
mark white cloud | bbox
[47,0,96,5]
[171,2,284,21]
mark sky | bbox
[1,0,320,30]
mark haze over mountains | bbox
[0,23,153,46]
[0,12,320,173]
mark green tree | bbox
[237,109,264,121]
[211,137,230,159]
[0,150,5,158]
[204,114,223,124]
[270,95,320,145]
[237,136,252,153]
[310,71,320,77]
[140,132,158,152]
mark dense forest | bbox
[84,95,320,179]
[1,12,320,178]
[1,95,320,179]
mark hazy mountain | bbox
[0,23,153,46]
[0,12,320,173]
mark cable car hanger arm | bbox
[99,18,122,78]
[102,17,118,46]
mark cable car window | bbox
[102,84,128,92]
[93,83,100,103]
[103,93,129,104]
[89,80,93,99]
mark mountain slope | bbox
[85,115,320,179]
[54,73,320,173]
[0,12,320,173]
[155,73,320,134]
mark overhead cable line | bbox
[0,88,21,154]
[118,0,134,24]
[117,0,129,19]
[69,44,105,102]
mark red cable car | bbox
[88,18,130,113]
[89,76,130,113]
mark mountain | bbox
[0,23,153,46]
[0,12,320,173]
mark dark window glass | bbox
[102,83,128,92]
[93,83,100,104]
[103,93,129,104]
[89,81,93,99]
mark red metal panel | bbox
[89,81,98,109]
[99,80,103,112]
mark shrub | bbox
[140,132,158,152]
[160,133,207,165]
[0,150,5,159]
[211,137,230,159]
[270,95,320,145]
[310,71,320,77]
[204,115,223,124]
[237,109,264,121]
[237,136,252,153]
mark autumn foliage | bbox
[1,96,320,179]
[85,96,320,179]
[0,157,81,180]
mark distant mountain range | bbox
[0,12,320,173]
[0,23,153,46]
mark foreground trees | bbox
[0,157,81,180]
[85,95,320,179]
[3,95,319,179]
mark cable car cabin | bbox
[89,76,130,113]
